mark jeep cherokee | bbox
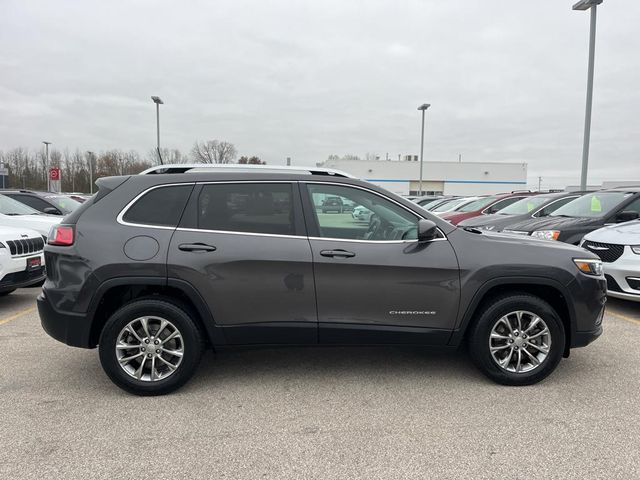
[38,165,606,395]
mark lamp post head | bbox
[151,96,164,105]
[417,103,431,111]
[42,141,52,146]
[572,0,602,11]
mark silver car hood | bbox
[583,220,640,245]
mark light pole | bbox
[151,96,164,165]
[417,103,431,195]
[42,141,52,191]
[87,151,94,195]
[573,0,603,191]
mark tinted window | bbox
[498,196,553,215]
[7,194,52,213]
[485,197,525,214]
[198,183,295,235]
[620,198,640,214]
[456,196,498,213]
[44,195,82,213]
[535,196,577,217]
[307,184,419,241]
[123,185,192,227]
[0,194,41,215]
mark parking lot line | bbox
[607,309,640,327]
[0,307,36,326]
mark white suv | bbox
[0,226,46,296]
[581,220,640,302]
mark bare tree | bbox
[150,148,187,165]
[191,140,237,164]
[238,156,266,165]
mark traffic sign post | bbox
[49,167,61,193]
[0,163,8,189]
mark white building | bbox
[320,158,528,196]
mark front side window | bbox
[534,196,577,217]
[7,194,52,213]
[198,183,295,235]
[456,196,497,213]
[307,184,419,241]
[123,185,192,227]
[44,195,82,213]
[0,194,41,215]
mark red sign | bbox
[49,168,60,181]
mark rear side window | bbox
[198,183,295,235]
[123,185,192,227]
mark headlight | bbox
[632,246,640,255]
[573,258,603,276]
[532,230,561,241]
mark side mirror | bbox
[615,211,639,223]
[43,207,62,215]
[417,219,439,242]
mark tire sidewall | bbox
[470,295,565,386]
[98,299,203,395]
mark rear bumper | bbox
[37,290,93,348]
[572,325,603,348]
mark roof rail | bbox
[139,163,357,178]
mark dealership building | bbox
[319,157,528,196]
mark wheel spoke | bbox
[118,351,144,364]
[162,348,183,357]
[516,311,523,332]
[527,342,549,354]
[522,348,540,366]
[490,332,510,340]
[524,317,541,334]
[125,326,144,343]
[490,344,511,352]
[116,342,141,350]
[515,349,522,373]
[160,330,181,345]
[527,328,549,340]
[139,317,151,339]
[135,356,147,379]
[157,355,177,371]
[498,316,513,334]
[155,319,168,339]
[499,348,514,367]
[150,356,156,381]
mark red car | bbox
[440,192,538,225]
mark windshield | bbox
[0,194,41,215]
[550,191,632,218]
[44,195,82,213]
[418,198,445,208]
[498,196,553,215]
[456,196,496,213]
[431,198,469,212]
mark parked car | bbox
[502,188,640,244]
[440,192,538,226]
[1,190,82,215]
[38,165,605,395]
[67,193,91,203]
[457,192,588,232]
[0,226,46,296]
[429,196,481,215]
[0,194,61,238]
[352,205,374,222]
[321,196,344,213]
[581,220,640,302]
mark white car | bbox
[352,205,374,222]
[581,220,640,302]
[429,196,482,216]
[0,226,46,296]
[0,194,60,238]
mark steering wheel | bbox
[365,215,381,240]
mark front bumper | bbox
[0,251,45,292]
[38,290,93,348]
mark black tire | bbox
[0,289,16,296]
[467,293,565,386]
[99,298,205,396]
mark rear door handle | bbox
[320,249,355,258]
[178,243,217,252]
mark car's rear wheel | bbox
[468,294,565,386]
[99,298,204,396]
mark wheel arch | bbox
[87,277,222,348]
[450,277,575,356]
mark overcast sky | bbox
[1,0,638,189]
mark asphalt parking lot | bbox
[1,289,639,479]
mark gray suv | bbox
[38,165,606,395]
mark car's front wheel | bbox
[98,298,204,395]
[468,293,565,386]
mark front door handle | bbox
[320,249,355,258]
[178,243,217,252]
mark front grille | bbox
[0,267,45,288]
[583,241,624,263]
[626,278,640,291]
[605,274,623,293]
[5,237,45,257]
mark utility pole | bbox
[87,151,94,195]
[43,141,52,191]
[538,176,542,191]
[151,96,164,165]
[417,103,431,196]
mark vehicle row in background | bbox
[0,190,83,215]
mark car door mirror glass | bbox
[417,219,438,242]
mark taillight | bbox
[48,225,75,246]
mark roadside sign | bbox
[49,168,60,181]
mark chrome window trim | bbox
[117,180,448,243]
[116,182,196,230]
